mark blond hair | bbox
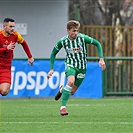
[67,20,80,30]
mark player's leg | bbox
[59,67,76,115]
[71,68,86,94]
[54,66,76,101]
[54,85,63,101]
[0,68,11,96]
[55,81,80,101]
[0,83,11,96]
[60,75,75,115]
[71,85,78,94]
[61,75,75,106]
[61,69,85,114]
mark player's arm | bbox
[0,47,8,52]
[21,40,34,65]
[47,48,59,79]
[16,32,34,65]
[47,40,62,79]
[0,41,15,52]
[50,48,59,70]
[85,35,106,70]
[85,35,103,57]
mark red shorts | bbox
[0,67,11,84]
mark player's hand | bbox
[7,41,15,50]
[47,69,54,79]
[99,58,106,70]
[28,57,34,65]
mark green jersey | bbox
[50,33,103,69]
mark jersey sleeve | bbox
[50,40,63,69]
[16,32,24,44]
[84,35,104,58]
[54,40,63,51]
[21,40,32,58]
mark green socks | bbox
[61,85,71,106]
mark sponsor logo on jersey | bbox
[67,47,82,53]
[77,73,85,78]
[3,44,8,47]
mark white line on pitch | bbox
[0,122,132,125]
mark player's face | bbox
[67,27,79,40]
[4,21,15,35]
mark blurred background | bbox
[0,0,133,97]
[1,0,133,58]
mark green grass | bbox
[0,97,133,133]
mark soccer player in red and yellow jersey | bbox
[0,18,34,96]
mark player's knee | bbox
[67,81,74,87]
[1,90,9,96]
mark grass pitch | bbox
[0,97,132,133]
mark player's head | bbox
[3,18,15,35]
[67,20,80,40]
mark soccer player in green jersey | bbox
[47,20,106,116]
